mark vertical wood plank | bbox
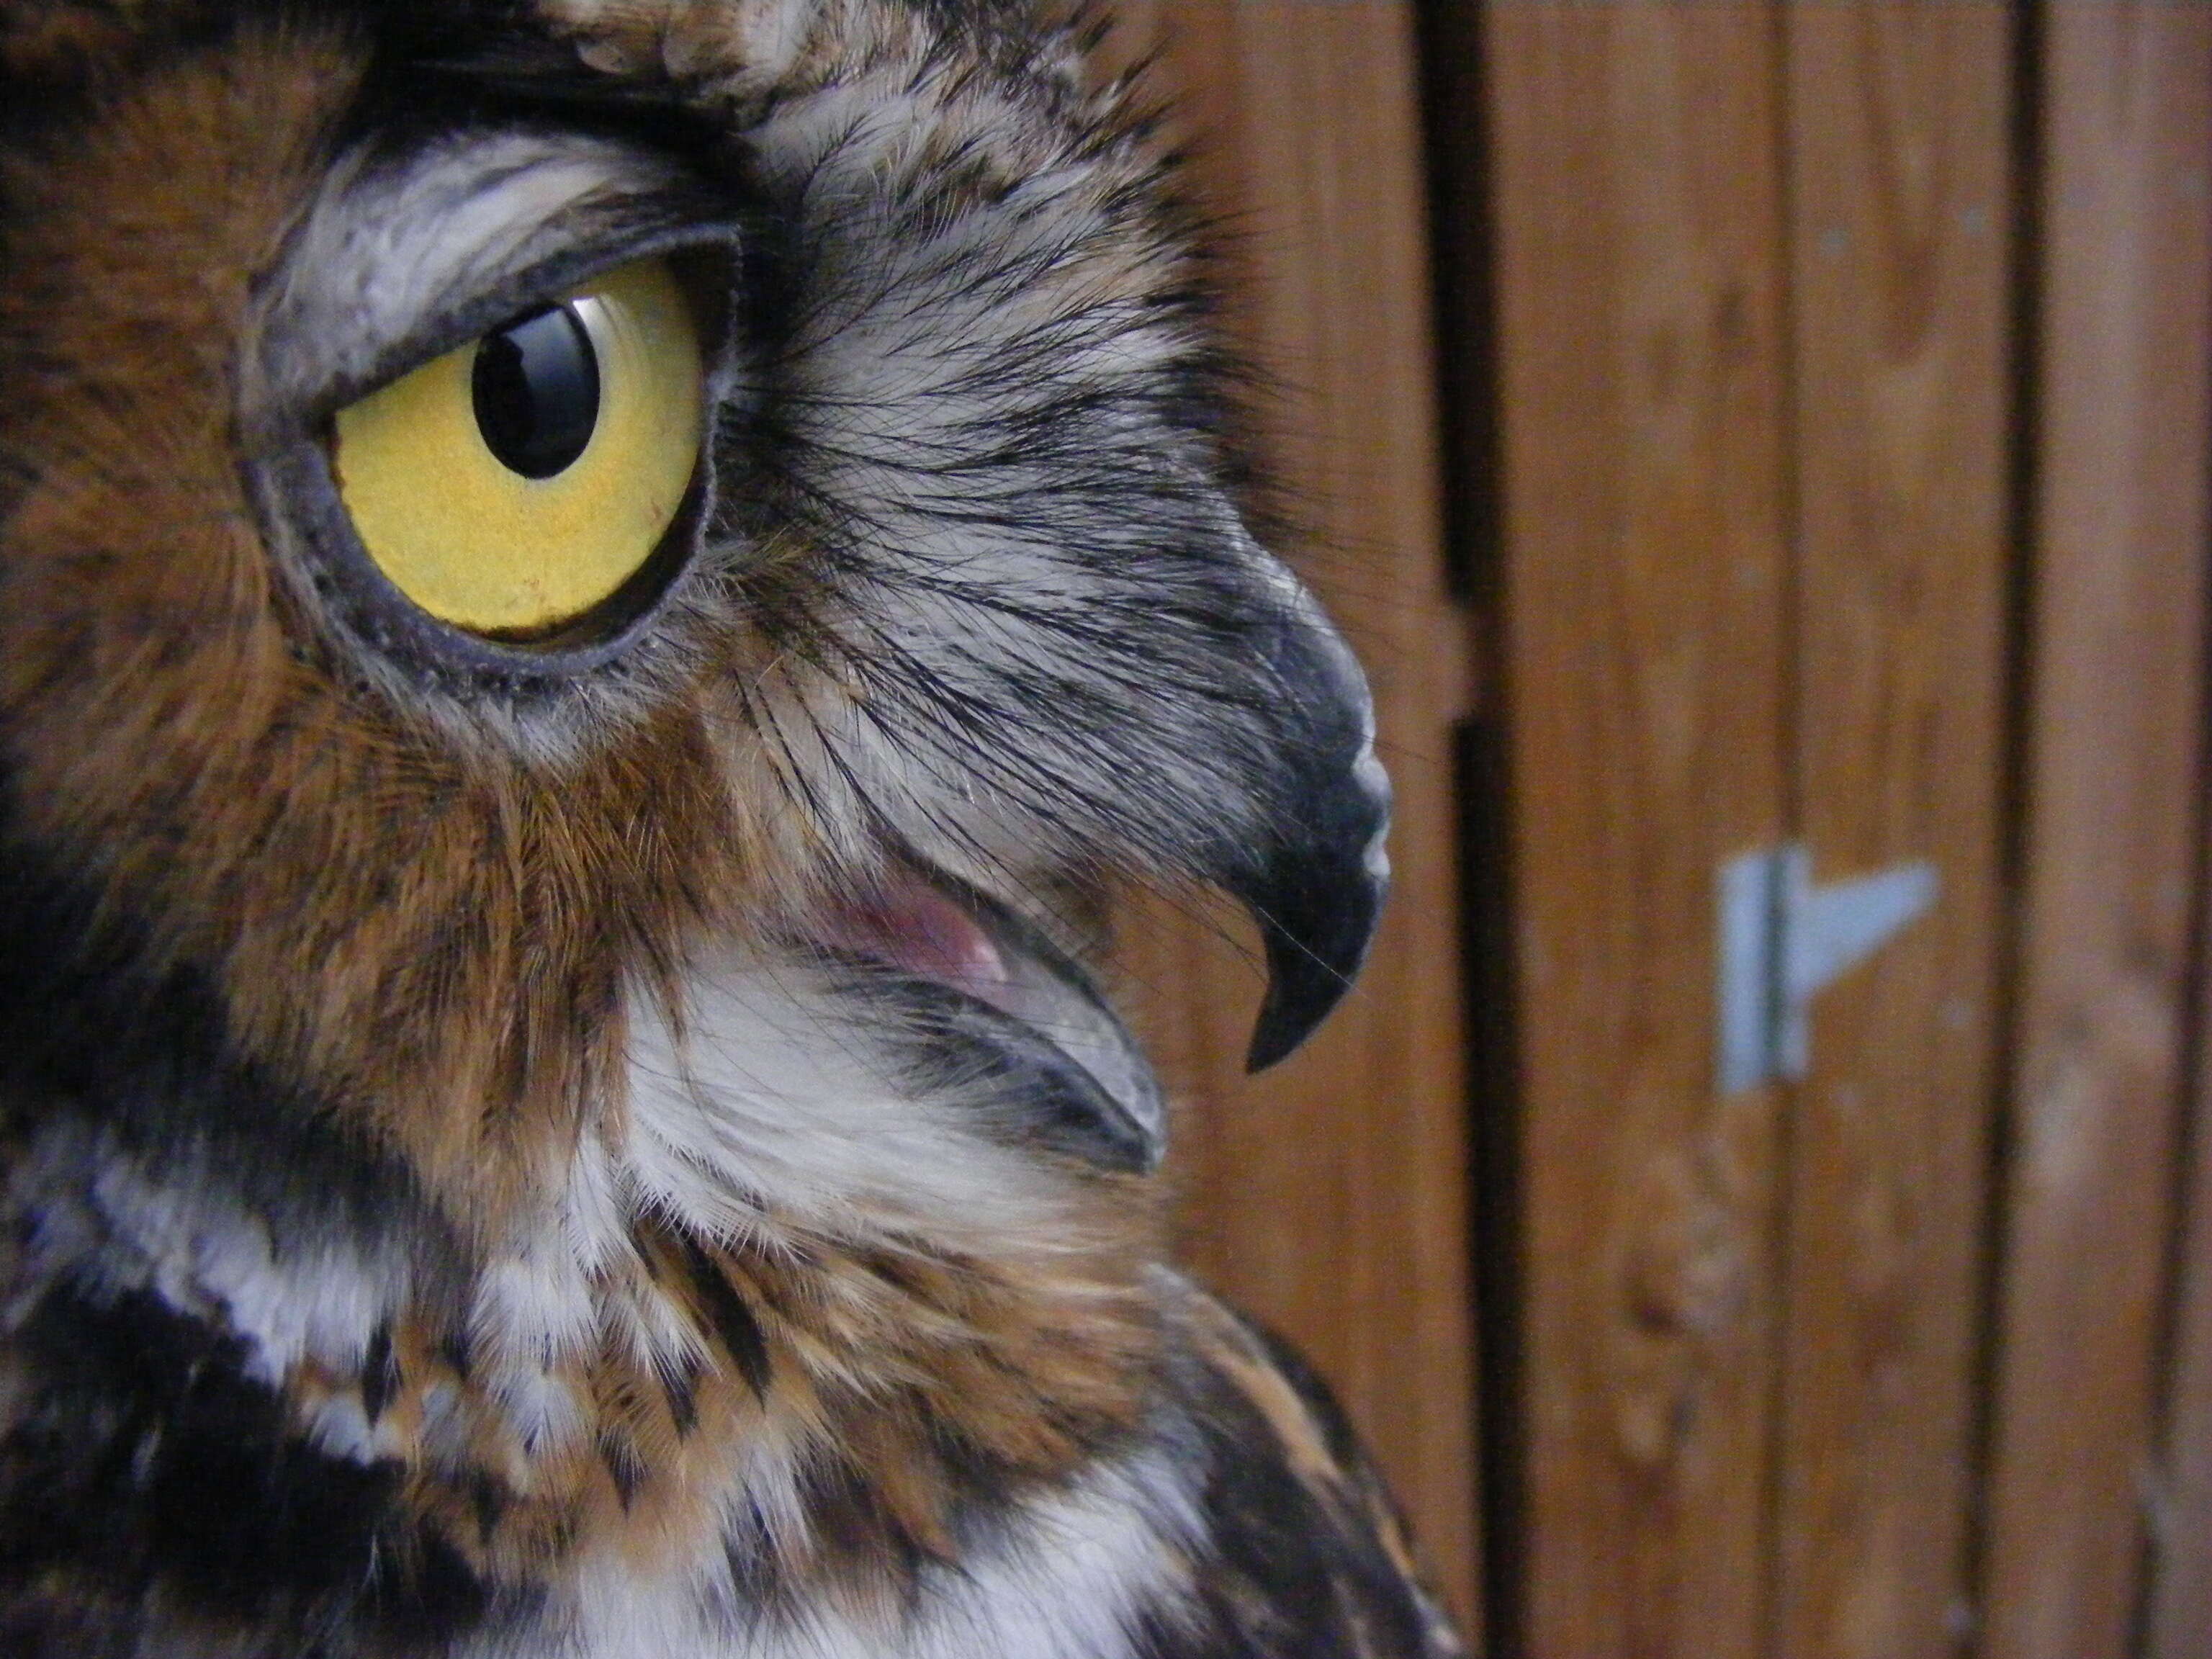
[1482,10,1793,1654]
[1104,1,1483,1629]
[2154,947,2212,1653]
[1984,12,2212,1659]
[1772,11,2015,1658]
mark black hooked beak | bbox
[1227,586,1392,1073]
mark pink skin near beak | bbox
[818,878,1010,999]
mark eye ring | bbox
[248,236,739,701]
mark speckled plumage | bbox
[0,4,1458,1655]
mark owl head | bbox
[0,1,1402,1643]
[0,0,1387,1228]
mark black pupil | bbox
[471,303,601,480]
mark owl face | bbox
[0,0,1388,1230]
[0,3,1405,1647]
[4,0,1398,1261]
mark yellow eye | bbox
[331,256,704,639]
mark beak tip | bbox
[1241,856,1389,1074]
[1245,986,1331,1074]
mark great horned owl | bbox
[0,3,1461,1655]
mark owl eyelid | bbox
[245,127,747,432]
[305,222,742,424]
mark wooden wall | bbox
[1428,3,2212,1656]
[1985,12,2212,1658]
[1111,3,2212,1655]
[1463,12,1804,1655]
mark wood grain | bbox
[1771,11,2015,1658]
[2154,862,2212,1659]
[1102,1,1483,1631]
[1983,12,2212,1659]
[2154,986,2212,1658]
[1480,10,1794,1655]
